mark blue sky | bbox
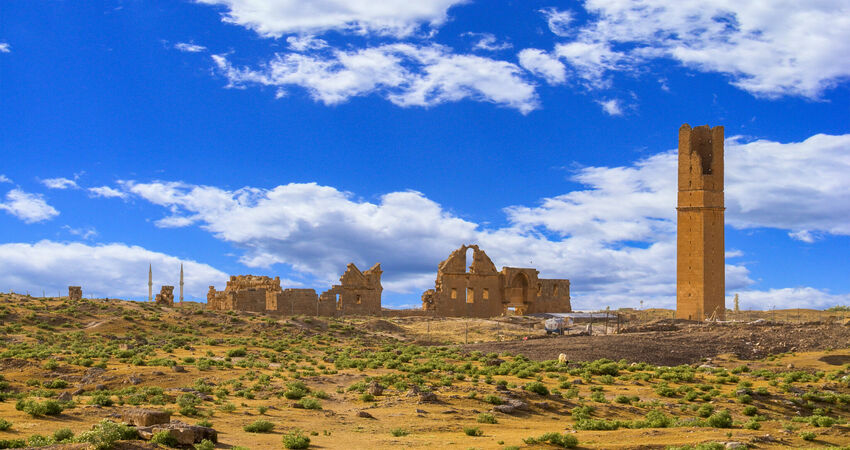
[1,0,849,310]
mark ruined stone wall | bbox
[677,124,725,321]
[68,286,82,301]
[268,289,327,316]
[320,263,383,316]
[231,289,266,312]
[155,285,175,306]
[423,245,571,317]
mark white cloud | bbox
[465,32,512,52]
[518,48,566,85]
[553,41,627,89]
[195,0,467,38]
[731,288,850,311]
[0,189,59,223]
[88,186,128,199]
[174,42,207,53]
[285,35,328,51]
[0,240,227,300]
[41,177,78,189]
[0,43,9,53]
[63,225,98,240]
[540,7,574,37]
[213,44,539,113]
[542,2,850,98]
[0,175,11,184]
[597,98,623,116]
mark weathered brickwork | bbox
[155,285,175,306]
[421,245,570,318]
[207,264,382,316]
[677,124,726,321]
[68,286,82,301]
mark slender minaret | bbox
[179,264,184,304]
[148,264,153,302]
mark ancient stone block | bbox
[68,286,82,301]
[155,285,174,306]
[122,408,172,427]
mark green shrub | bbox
[244,420,275,433]
[483,394,502,405]
[0,419,11,431]
[297,398,321,410]
[800,431,816,441]
[194,439,216,450]
[390,428,409,436]
[89,393,114,407]
[743,419,761,430]
[524,432,579,448]
[53,428,74,442]
[282,429,311,449]
[463,426,483,436]
[477,413,497,424]
[706,410,733,428]
[75,420,138,450]
[196,419,213,428]
[525,381,549,396]
[226,347,247,357]
[150,430,178,446]
[0,439,26,449]
[257,406,268,414]
[574,418,620,430]
[359,393,375,402]
[43,379,68,389]
[15,399,64,417]
[697,404,714,418]
[742,405,757,416]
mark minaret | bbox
[148,264,153,302]
[179,264,184,304]
[676,124,725,321]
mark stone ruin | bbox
[206,263,382,317]
[421,245,571,317]
[68,286,82,301]
[155,285,175,306]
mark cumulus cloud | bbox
[731,288,850,311]
[597,98,623,116]
[0,175,11,183]
[0,43,9,53]
[212,44,539,113]
[0,189,60,223]
[518,48,566,85]
[285,35,328,51]
[465,32,512,52]
[174,42,207,53]
[41,177,78,189]
[195,0,467,38]
[537,2,850,98]
[88,186,128,199]
[62,225,98,240]
[0,240,227,300]
[540,7,574,37]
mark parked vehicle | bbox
[544,317,569,335]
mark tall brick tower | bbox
[677,124,725,321]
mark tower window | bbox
[451,288,457,299]
[467,288,475,303]
[356,295,362,304]
[483,288,489,300]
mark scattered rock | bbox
[94,384,106,391]
[172,365,186,373]
[367,381,384,396]
[136,421,217,445]
[492,398,529,414]
[127,375,142,385]
[441,409,457,414]
[71,388,84,396]
[415,409,427,414]
[418,392,438,403]
[357,411,375,419]
[495,384,509,392]
[485,358,505,366]
[724,442,747,449]
[571,379,583,385]
[122,408,172,427]
[151,371,164,376]
[57,391,73,402]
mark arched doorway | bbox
[505,272,529,315]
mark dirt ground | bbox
[464,321,850,366]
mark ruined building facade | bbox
[677,124,726,321]
[421,245,570,317]
[206,264,382,316]
[155,285,175,306]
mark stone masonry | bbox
[676,124,725,321]
[68,286,82,301]
[155,286,175,306]
[421,245,570,317]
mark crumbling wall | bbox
[68,286,82,301]
[321,263,383,316]
[155,285,174,306]
[269,289,324,316]
[423,245,571,317]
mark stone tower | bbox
[179,264,184,304]
[148,264,153,302]
[677,124,725,321]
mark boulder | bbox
[367,381,384,396]
[57,391,73,402]
[136,421,217,445]
[122,408,172,427]
[357,411,375,419]
[418,392,438,403]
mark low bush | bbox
[477,413,497,424]
[463,426,483,437]
[390,428,409,437]
[525,381,549,396]
[524,432,579,448]
[244,420,275,433]
[150,430,178,446]
[282,429,311,449]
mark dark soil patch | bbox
[462,323,850,366]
